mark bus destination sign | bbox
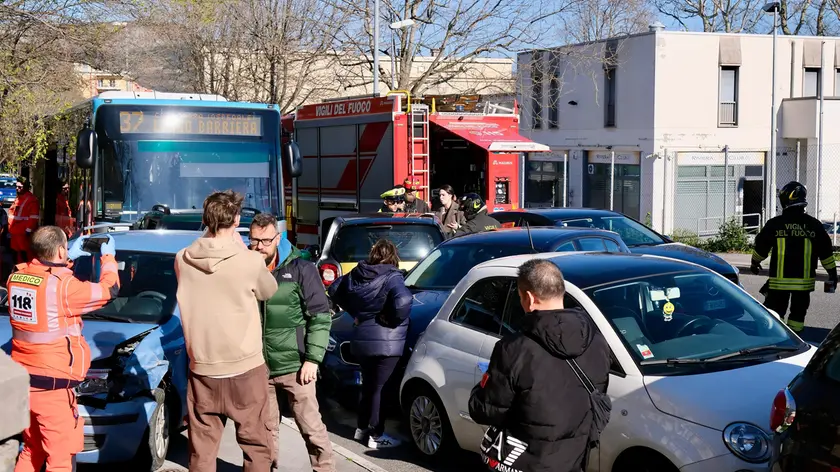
[119,111,262,136]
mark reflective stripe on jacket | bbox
[8,191,40,236]
[8,255,120,381]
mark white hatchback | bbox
[400,252,814,471]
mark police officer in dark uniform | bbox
[752,181,837,333]
[449,193,500,238]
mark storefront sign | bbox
[677,151,765,166]
[588,151,640,165]
[530,151,568,162]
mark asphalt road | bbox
[87,273,837,472]
[739,273,839,344]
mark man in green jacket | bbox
[249,213,335,472]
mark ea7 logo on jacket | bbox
[481,428,527,472]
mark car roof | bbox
[439,227,623,249]
[473,252,707,289]
[78,230,204,254]
[493,208,624,219]
[336,213,440,226]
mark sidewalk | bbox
[158,416,387,472]
[716,252,832,281]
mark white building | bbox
[518,26,840,236]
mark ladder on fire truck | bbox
[408,104,430,203]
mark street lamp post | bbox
[373,0,380,95]
[763,1,780,219]
[389,18,415,90]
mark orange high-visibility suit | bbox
[9,255,119,472]
[8,191,40,263]
[55,194,73,237]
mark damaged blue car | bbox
[0,230,203,470]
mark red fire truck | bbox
[282,92,549,247]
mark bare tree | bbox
[653,0,766,32]
[331,0,573,95]
[562,0,656,42]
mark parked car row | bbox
[323,207,822,471]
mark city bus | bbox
[32,91,302,236]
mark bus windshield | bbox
[93,104,280,222]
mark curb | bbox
[731,264,832,282]
[280,416,391,472]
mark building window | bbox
[604,67,616,127]
[531,51,543,129]
[548,53,559,129]
[109,79,116,87]
[719,66,738,126]
[836,69,840,96]
[804,67,821,97]
[97,79,103,87]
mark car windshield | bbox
[560,215,663,246]
[405,244,532,290]
[584,271,801,374]
[0,179,16,189]
[332,223,443,263]
[72,250,177,324]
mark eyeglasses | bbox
[385,200,398,205]
[249,233,278,247]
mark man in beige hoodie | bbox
[174,190,278,472]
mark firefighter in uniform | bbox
[751,181,837,333]
[9,228,119,472]
[449,193,500,238]
[402,178,430,214]
[378,186,406,213]
[8,177,40,264]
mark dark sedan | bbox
[321,227,630,407]
[770,322,840,471]
[492,208,741,285]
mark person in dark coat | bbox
[328,239,412,449]
[469,259,610,472]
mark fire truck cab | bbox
[283,93,549,247]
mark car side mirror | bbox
[76,129,97,169]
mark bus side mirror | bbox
[76,129,97,169]
[283,141,303,178]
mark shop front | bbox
[673,151,765,234]
[525,151,568,208]
[583,151,641,219]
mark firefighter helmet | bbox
[779,181,807,209]
[459,193,484,218]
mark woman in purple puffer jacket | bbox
[328,239,412,449]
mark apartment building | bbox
[518,27,840,235]
[75,64,152,99]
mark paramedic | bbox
[10,228,119,472]
[8,177,40,263]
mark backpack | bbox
[565,357,611,448]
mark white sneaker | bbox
[367,433,402,449]
[354,428,370,441]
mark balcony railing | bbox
[719,101,737,126]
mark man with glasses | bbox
[249,213,336,472]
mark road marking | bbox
[281,416,392,472]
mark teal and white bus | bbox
[34,91,301,235]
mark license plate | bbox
[354,371,363,385]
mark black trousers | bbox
[764,289,812,324]
[357,355,400,436]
